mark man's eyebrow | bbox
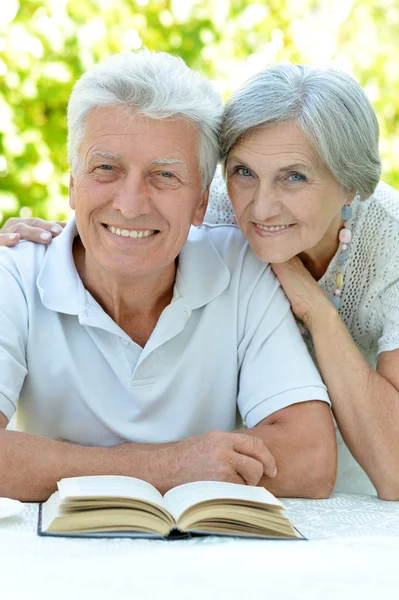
[89,151,122,161]
[151,158,187,168]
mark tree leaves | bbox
[0,0,398,223]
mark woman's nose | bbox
[251,187,282,222]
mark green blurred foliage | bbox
[0,0,398,223]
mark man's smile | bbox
[105,225,158,239]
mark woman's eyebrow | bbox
[278,163,314,172]
[226,154,245,164]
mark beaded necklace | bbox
[329,202,353,310]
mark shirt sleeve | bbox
[377,278,399,355]
[237,266,330,428]
[0,263,29,421]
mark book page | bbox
[57,475,165,508]
[163,481,284,522]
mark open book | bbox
[38,475,303,540]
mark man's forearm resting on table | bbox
[0,398,337,501]
[1,412,274,501]
[242,400,337,499]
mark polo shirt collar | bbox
[37,217,81,315]
[175,225,231,310]
[37,219,231,318]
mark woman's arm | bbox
[0,217,65,246]
[272,257,399,500]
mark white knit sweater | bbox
[206,171,399,495]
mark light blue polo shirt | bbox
[0,219,329,445]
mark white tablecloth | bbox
[2,494,399,599]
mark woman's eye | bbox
[287,172,306,182]
[237,167,253,177]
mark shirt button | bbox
[121,338,130,346]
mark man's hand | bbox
[0,218,66,247]
[152,430,277,493]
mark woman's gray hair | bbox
[68,50,222,189]
[221,65,382,199]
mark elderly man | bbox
[0,50,336,502]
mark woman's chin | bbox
[251,246,297,264]
[243,229,299,264]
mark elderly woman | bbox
[207,64,399,499]
[2,64,399,498]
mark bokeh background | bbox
[0,0,398,224]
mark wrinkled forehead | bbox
[77,106,201,171]
[228,121,322,169]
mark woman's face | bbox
[226,121,352,263]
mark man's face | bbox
[69,107,208,279]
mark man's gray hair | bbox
[68,50,222,189]
[221,64,382,199]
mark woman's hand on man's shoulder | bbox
[0,217,66,247]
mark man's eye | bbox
[93,164,114,172]
[160,171,174,178]
[287,172,306,182]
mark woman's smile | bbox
[252,222,297,237]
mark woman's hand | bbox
[271,257,335,329]
[0,218,66,247]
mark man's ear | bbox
[192,186,209,227]
[69,174,76,210]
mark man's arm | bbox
[0,412,277,501]
[241,401,337,498]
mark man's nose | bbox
[112,172,151,218]
[251,183,282,222]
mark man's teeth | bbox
[256,224,291,232]
[107,226,156,238]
